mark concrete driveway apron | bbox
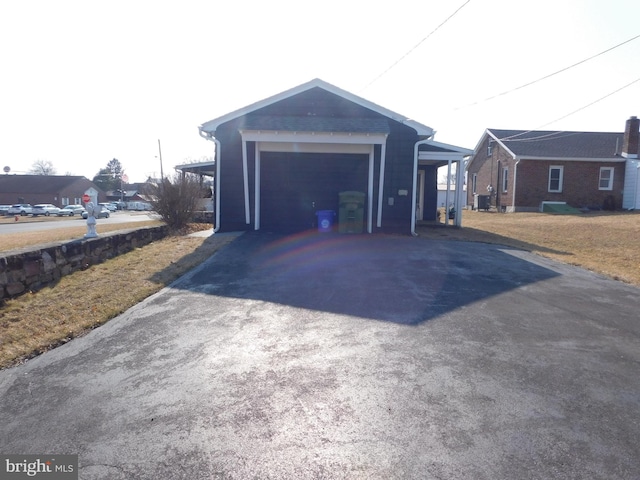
[1,231,640,479]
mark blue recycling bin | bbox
[316,210,335,232]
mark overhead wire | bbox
[456,33,640,110]
[498,76,640,141]
[354,3,639,145]
[497,131,580,143]
[359,0,472,92]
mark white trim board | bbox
[241,130,387,146]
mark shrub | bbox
[144,173,205,231]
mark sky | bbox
[1,0,639,183]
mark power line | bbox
[360,0,472,92]
[537,76,640,128]
[498,76,640,142]
[458,33,640,110]
[498,131,580,143]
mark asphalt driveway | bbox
[1,231,640,479]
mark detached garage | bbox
[199,79,471,234]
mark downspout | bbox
[241,138,250,226]
[444,159,452,226]
[199,129,221,233]
[412,138,433,236]
[376,141,387,228]
[511,157,520,213]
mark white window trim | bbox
[598,166,614,191]
[548,166,564,193]
[502,167,508,192]
[472,173,477,194]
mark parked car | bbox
[99,202,117,212]
[0,205,11,215]
[82,207,110,219]
[7,204,33,216]
[31,204,61,216]
[56,204,86,216]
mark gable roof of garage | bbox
[199,78,433,137]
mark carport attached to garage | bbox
[260,151,368,232]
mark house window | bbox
[487,142,493,156]
[548,166,563,193]
[502,167,508,192]
[599,167,614,190]
[61,197,69,206]
[472,173,477,194]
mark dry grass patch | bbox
[0,229,237,369]
[418,210,640,285]
[0,219,164,251]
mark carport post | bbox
[412,138,432,235]
[444,159,452,226]
[455,156,466,227]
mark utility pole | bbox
[158,139,164,180]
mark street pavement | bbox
[1,231,639,479]
[0,211,159,236]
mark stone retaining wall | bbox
[0,225,169,299]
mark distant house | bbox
[105,183,153,210]
[0,175,106,207]
[466,116,640,212]
[106,182,150,202]
[198,78,471,233]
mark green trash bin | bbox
[338,191,365,233]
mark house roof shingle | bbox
[489,129,625,159]
[0,175,87,194]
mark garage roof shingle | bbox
[241,116,390,134]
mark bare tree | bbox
[28,159,57,175]
[438,170,457,185]
[144,172,206,231]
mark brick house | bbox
[199,79,471,234]
[466,116,640,212]
[0,175,106,207]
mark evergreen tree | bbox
[93,158,125,191]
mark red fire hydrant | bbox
[14,215,19,221]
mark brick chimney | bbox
[622,115,639,158]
